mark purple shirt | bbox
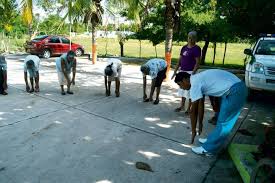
[179,45,201,71]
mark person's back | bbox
[24,55,40,74]
[190,69,240,101]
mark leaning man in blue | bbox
[24,55,40,93]
[0,55,8,95]
[140,58,167,105]
[174,69,247,155]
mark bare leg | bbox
[115,78,120,97]
[60,85,65,95]
[175,97,186,112]
[153,86,161,105]
[35,74,39,92]
[30,77,34,92]
[185,98,192,114]
[108,81,111,96]
[198,98,205,135]
[149,84,155,101]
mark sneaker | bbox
[199,138,207,144]
[191,146,212,156]
[67,91,74,95]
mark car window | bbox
[255,40,275,55]
[49,37,61,43]
[61,37,70,44]
[32,35,48,42]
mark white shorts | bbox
[108,67,122,82]
[57,72,71,86]
[177,71,192,98]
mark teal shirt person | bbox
[56,53,74,74]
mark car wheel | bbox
[75,48,83,57]
[43,49,51,59]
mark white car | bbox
[244,34,275,95]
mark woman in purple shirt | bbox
[171,31,201,113]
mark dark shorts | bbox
[155,67,167,87]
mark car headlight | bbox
[251,62,265,74]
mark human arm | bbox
[143,75,147,101]
[24,71,30,91]
[61,59,70,86]
[192,56,200,74]
[171,56,181,79]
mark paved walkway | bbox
[0,55,245,183]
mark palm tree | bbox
[20,0,33,38]
[83,0,104,64]
[109,0,180,77]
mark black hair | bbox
[67,50,75,57]
[26,60,34,67]
[105,63,114,76]
[174,72,191,83]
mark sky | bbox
[15,0,130,26]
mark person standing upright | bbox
[171,31,201,113]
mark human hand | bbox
[171,72,176,80]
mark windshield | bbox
[32,35,48,42]
[255,40,275,55]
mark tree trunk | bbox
[212,42,216,65]
[155,45,158,58]
[28,23,33,39]
[91,25,97,64]
[120,43,124,57]
[222,42,227,65]
[165,0,175,79]
[201,33,209,65]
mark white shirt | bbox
[105,58,122,77]
[24,55,40,72]
[190,69,241,102]
[144,58,167,79]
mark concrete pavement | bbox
[0,55,238,183]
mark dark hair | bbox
[26,60,34,67]
[174,72,191,83]
[105,63,113,76]
[140,64,149,74]
[67,50,75,58]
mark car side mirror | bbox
[244,49,252,56]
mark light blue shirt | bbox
[190,69,241,102]
[56,53,74,73]
[0,55,7,71]
[24,55,40,77]
[145,58,167,79]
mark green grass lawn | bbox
[72,37,250,67]
[1,35,250,68]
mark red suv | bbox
[24,35,85,58]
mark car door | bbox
[60,37,71,54]
[48,36,62,55]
